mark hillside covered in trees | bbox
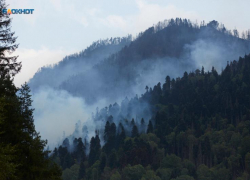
[29,18,250,104]
[1,0,250,178]
[29,36,132,92]
[52,54,250,180]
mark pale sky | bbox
[6,0,250,87]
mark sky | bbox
[6,0,250,87]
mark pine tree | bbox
[99,152,107,172]
[88,135,101,166]
[73,138,86,163]
[132,125,139,137]
[147,120,153,134]
[18,83,61,179]
[0,123,17,179]
[18,82,35,136]
[140,118,146,133]
[0,0,21,79]
[78,161,85,180]
[141,118,145,125]
[118,123,126,147]
[104,122,117,154]
[108,150,117,168]
[0,2,61,179]
[104,121,110,142]
[0,82,62,179]
[131,118,135,126]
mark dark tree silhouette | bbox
[0,0,21,79]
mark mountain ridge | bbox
[29,18,250,105]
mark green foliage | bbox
[140,133,160,144]
[161,154,182,178]
[197,164,212,180]
[52,54,250,180]
[0,144,18,180]
[156,168,172,180]
[110,170,121,180]
[211,167,231,180]
[108,150,118,168]
[147,121,153,134]
[0,82,62,179]
[173,175,195,180]
[245,153,250,173]
[0,0,21,78]
[91,168,99,180]
[122,164,145,180]
[99,152,107,172]
[62,164,79,180]
[236,172,250,180]
[0,1,62,178]
[132,125,139,137]
[141,170,161,180]
[78,161,86,179]
[182,160,195,177]
[89,135,101,166]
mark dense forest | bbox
[52,54,250,180]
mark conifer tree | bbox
[0,0,21,79]
[88,135,101,166]
[0,1,61,178]
[104,121,110,142]
[132,125,139,137]
[147,120,153,134]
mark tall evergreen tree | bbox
[0,0,21,79]
[88,135,101,166]
[99,152,107,172]
[0,2,61,179]
[104,121,110,142]
[147,120,153,134]
[78,161,85,180]
[117,123,126,147]
[132,125,139,137]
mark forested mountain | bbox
[29,36,132,91]
[26,18,250,180]
[29,19,250,105]
[2,2,250,177]
[53,54,250,180]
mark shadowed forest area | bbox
[53,55,250,180]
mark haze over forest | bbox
[1,0,250,179]
[28,19,250,149]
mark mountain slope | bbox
[28,19,250,105]
[60,19,250,104]
[29,36,132,91]
[54,54,250,180]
